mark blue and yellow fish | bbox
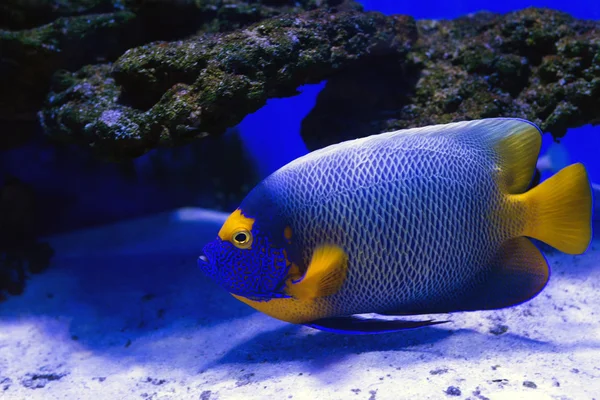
[198,118,593,334]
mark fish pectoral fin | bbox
[287,244,348,301]
[453,237,550,312]
[304,315,449,334]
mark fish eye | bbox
[232,229,252,249]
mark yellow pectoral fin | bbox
[287,244,348,301]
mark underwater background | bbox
[1,1,600,399]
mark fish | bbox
[198,118,593,334]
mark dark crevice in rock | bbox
[0,11,143,122]
[301,55,422,150]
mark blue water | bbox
[361,0,600,19]
[235,82,325,179]
[0,0,599,235]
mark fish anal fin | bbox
[454,237,550,312]
[287,244,348,301]
[380,237,550,315]
[305,315,449,335]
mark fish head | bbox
[198,207,297,300]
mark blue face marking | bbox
[198,235,291,300]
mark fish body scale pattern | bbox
[259,122,529,316]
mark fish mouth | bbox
[199,239,217,265]
[198,244,211,267]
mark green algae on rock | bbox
[0,11,141,123]
[302,8,600,149]
[412,8,600,137]
[40,64,153,160]
[1,0,344,150]
[0,0,337,32]
[41,7,417,159]
[40,7,600,159]
[0,0,117,30]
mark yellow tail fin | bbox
[519,163,592,254]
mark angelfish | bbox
[198,118,593,334]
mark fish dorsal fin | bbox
[287,244,348,301]
[486,119,543,194]
[386,118,543,194]
[444,118,542,194]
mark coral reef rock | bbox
[36,7,600,158]
[40,4,411,159]
[302,8,600,148]
[1,0,346,149]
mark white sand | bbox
[0,207,599,400]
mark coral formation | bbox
[37,7,600,158]
[1,0,343,148]
[303,8,600,148]
[40,3,409,159]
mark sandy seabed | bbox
[0,208,598,400]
